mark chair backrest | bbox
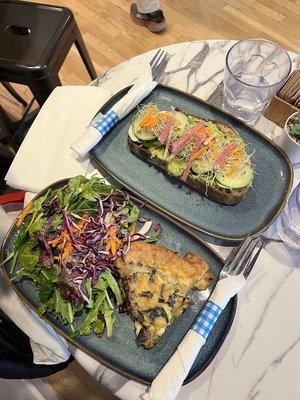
[0,105,16,163]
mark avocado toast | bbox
[128,104,254,205]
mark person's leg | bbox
[136,0,160,13]
[130,1,166,33]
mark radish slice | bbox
[128,125,141,142]
[131,220,153,241]
[158,109,176,144]
[181,133,206,182]
[171,122,204,155]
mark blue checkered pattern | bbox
[93,110,119,137]
[192,301,222,339]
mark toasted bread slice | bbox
[128,138,248,205]
[128,107,252,205]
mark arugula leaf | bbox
[92,319,105,335]
[38,267,58,302]
[85,277,93,308]
[28,216,47,234]
[121,205,140,229]
[38,289,74,325]
[39,280,55,303]
[51,214,62,231]
[32,191,50,214]
[67,175,88,193]
[13,219,30,251]
[55,189,64,208]
[101,272,123,306]
[100,299,116,338]
[93,275,108,291]
[18,238,39,271]
[71,292,106,336]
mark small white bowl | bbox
[277,111,300,165]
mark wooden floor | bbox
[1,1,299,398]
[1,0,299,120]
[43,361,121,400]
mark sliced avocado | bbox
[216,163,253,189]
[192,157,214,174]
[174,111,188,131]
[166,158,186,177]
[149,147,165,161]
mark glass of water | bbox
[277,183,300,251]
[222,39,292,125]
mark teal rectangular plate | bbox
[1,179,236,385]
[90,85,293,241]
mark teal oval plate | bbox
[1,179,235,385]
[90,85,293,241]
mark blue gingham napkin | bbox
[71,65,156,157]
[143,274,245,400]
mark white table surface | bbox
[5,39,300,400]
[89,40,300,400]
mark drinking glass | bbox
[277,183,300,251]
[222,39,292,125]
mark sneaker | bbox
[130,3,167,33]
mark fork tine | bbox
[152,55,168,79]
[223,236,253,274]
[150,49,163,68]
[152,52,166,72]
[232,237,261,275]
[243,238,264,279]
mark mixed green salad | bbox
[2,176,160,338]
[129,103,254,191]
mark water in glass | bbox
[223,39,292,125]
[277,183,300,250]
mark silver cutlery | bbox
[150,49,170,82]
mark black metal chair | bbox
[0,0,97,106]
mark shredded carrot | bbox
[106,237,122,256]
[190,138,217,161]
[107,226,117,236]
[110,240,117,256]
[62,241,74,260]
[212,148,220,159]
[191,147,207,161]
[208,138,216,148]
[70,217,87,233]
[140,113,169,128]
[195,126,211,138]
[226,152,243,176]
[139,106,157,127]
[231,143,245,155]
[105,225,122,255]
[16,201,33,228]
[48,236,62,246]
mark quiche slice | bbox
[114,241,213,348]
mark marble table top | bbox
[91,40,300,400]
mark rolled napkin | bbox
[5,85,112,193]
[71,65,156,157]
[142,274,245,400]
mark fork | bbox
[143,236,264,400]
[71,49,171,157]
[149,49,170,82]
